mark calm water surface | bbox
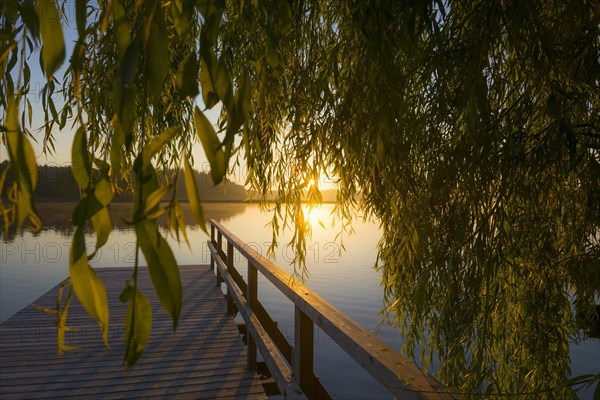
[1,203,598,399]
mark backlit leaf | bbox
[144,185,171,216]
[142,125,180,167]
[37,0,65,78]
[135,219,182,327]
[71,126,90,189]
[69,226,109,346]
[122,284,152,369]
[72,194,103,225]
[20,0,39,41]
[183,157,207,233]
[112,0,131,62]
[172,0,195,41]
[94,178,114,206]
[175,52,199,99]
[115,40,140,142]
[76,0,87,38]
[194,107,225,184]
[147,6,168,105]
[91,207,112,253]
[200,57,219,108]
[5,95,39,230]
[110,120,126,175]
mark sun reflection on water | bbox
[303,205,323,228]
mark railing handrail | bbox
[208,218,452,400]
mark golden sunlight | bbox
[303,205,323,228]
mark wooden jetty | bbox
[208,219,453,400]
[1,220,454,399]
[0,265,266,399]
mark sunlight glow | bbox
[304,205,322,228]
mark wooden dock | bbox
[0,265,267,399]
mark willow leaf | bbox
[115,40,140,143]
[72,194,103,225]
[172,0,194,41]
[5,95,39,230]
[122,285,152,369]
[144,185,171,216]
[112,0,131,62]
[69,227,109,346]
[37,0,65,78]
[91,207,112,254]
[71,126,90,189]
[200,57,219,108]
[175,52,199,99]
[194,107,225,184]
[20,0,39,40]
[147,6,168,105]
[94,178,114,206]
[135,219,182,327]
[183,157,207,233]
[76,0,87,38]
[142,125,180,167]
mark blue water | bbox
[1,203,598,399]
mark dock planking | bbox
[0,265,267,399]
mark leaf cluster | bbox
[1,0,599,396]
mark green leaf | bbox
[176,52,199,99]
[147,6,168,106]
[122,284,152,369]
[200,57,219,108]
[76,0,87,38]
[114,39,140,146]
[142,125,180,167]
[194,107,225,184]
[135,219,182,327]
[214,59,232,108]
[69,226,110,346]
[183,157,207,233]
[20,0,40,40]
[71,126,91,189]
[37,0,65,78]
[174,201,190,246]
[110,124,126,175]
[91,207,112,253]
[112,0,131,62]
[144,185,171,216]
[94,178,114,206]
[72,194,103,225]
[5,95,40,230]
[172,0,195,41]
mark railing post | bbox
[210,224,215,271]
[216,232,223,287]
[226,242,235,315]
[247,259,258,370]
[294,305,314,399]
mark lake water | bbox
[1,203,598,399]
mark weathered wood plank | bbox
[0,265,266,400]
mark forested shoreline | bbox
[1,161,248,202]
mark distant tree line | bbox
[0,161,248,203]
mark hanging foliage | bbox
[1,0,599,397]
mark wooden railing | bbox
[208,219,453,400]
